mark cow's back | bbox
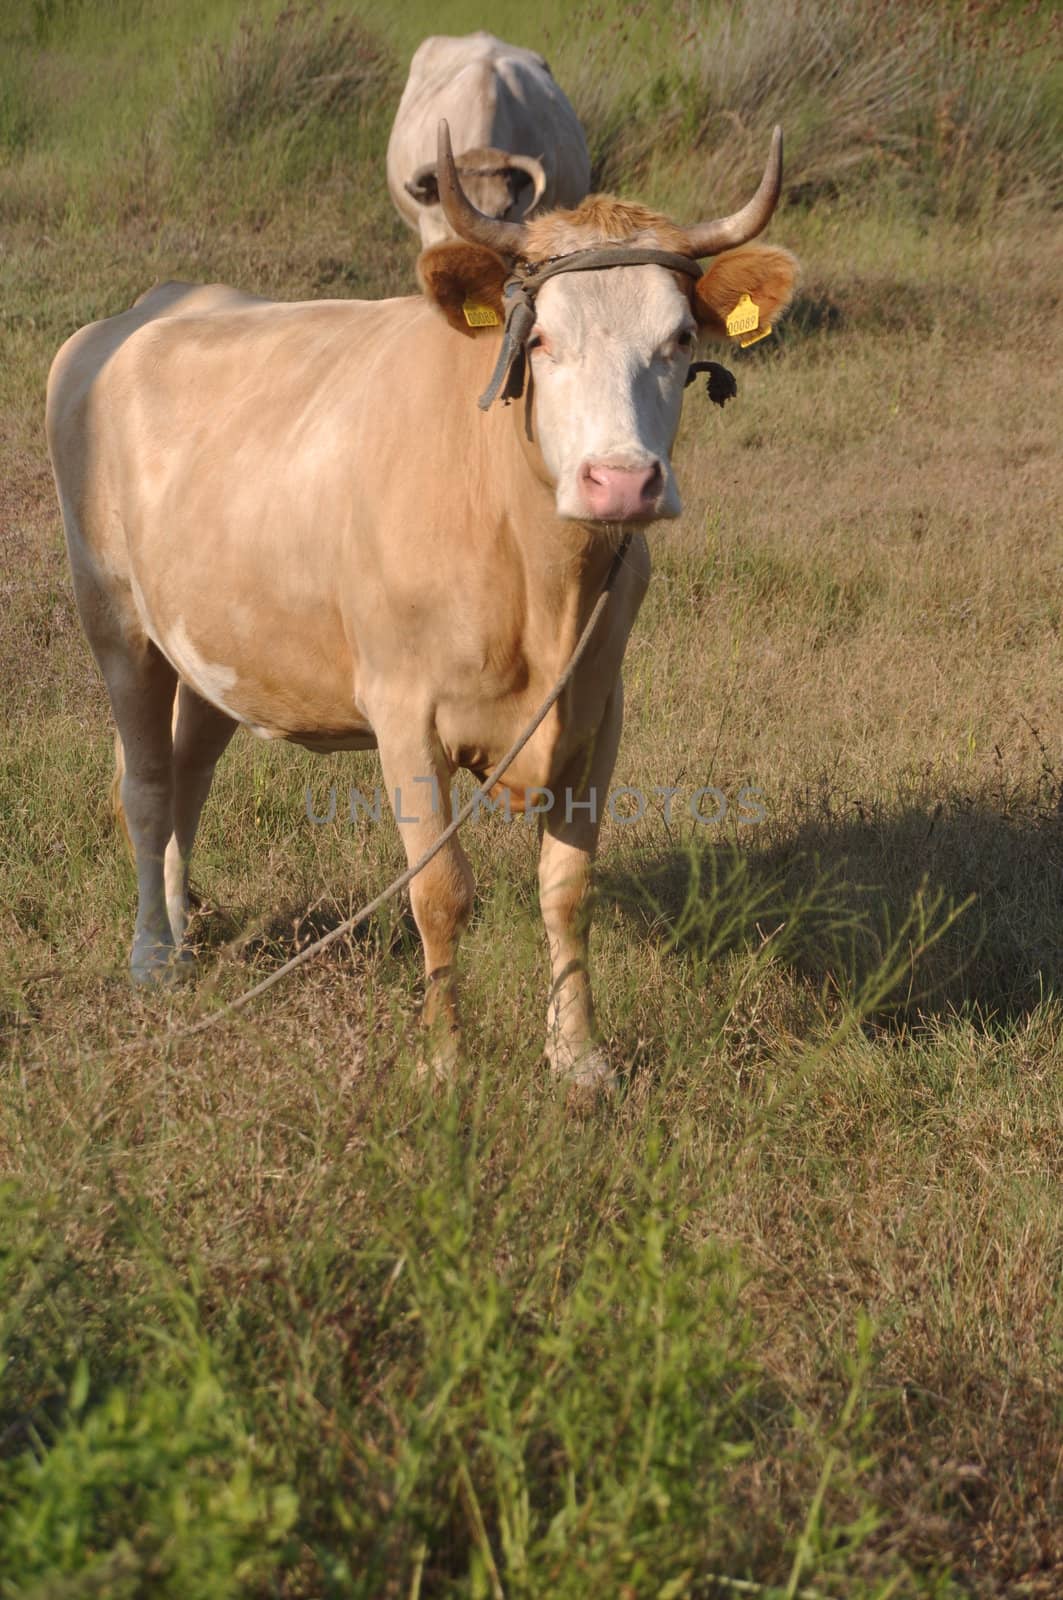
[386,31,590,236]
[483,39,590,199]
[402,31,551,92]
[49,279,499,567]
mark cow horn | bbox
[436,119,529,257]
[683,126,784,258]
[506,153,548,216]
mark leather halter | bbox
[477,246,705,413]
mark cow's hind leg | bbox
[164,684,237,947]
[378,730,473,1079]
[103,639,180,983]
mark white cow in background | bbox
[387,31,591,247]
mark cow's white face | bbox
[528,264,696,525]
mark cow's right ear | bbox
[417,242,508,337]
[693,246,799,340]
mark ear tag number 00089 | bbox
[726,292,772,348]
[463,300,501,328]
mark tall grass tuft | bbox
[173,4,395,158]
[169,4,398,196]
[565,0,1062,218]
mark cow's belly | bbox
[134,577,374,746]
[120,453,378,742]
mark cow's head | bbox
[419,121,798,526]
[405,146,547,247]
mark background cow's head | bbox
[405,146,547,248]
[420,122,798,526]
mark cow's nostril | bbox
[578,460,666,521]
[581,461,661,497]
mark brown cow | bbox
[46,123,797,1086]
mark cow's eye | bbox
[659,329,695,364]
[527,330,551,358]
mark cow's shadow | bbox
[598,792,1063,1031]
[180,790,1062,1033]
[185,885,416,970]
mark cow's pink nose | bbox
[579,460,663,521]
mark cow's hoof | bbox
[130,945,193,987]
[546,1040,617,1105]
[417,1024,462,1087]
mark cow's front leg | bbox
[538,685,623,1091]
[378,732,474,1079]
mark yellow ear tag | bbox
[738,322,772,348]
[725,292,760,339]
[462,300,501,328]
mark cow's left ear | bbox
[417,242,508,337]
[693,246,799,340]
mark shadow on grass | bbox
[600,791,1063,1028]
[185,886,417,972]
[753,274,989,349]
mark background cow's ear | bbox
[417,242,508,337]
[405,174,439,206]
[693,246,799,340]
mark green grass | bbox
[2,0,1062,1594]
[2,0,1059,225]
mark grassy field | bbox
[2,0,1062,1594]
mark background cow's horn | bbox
[506,153,548,216]
[683,126,784,258]
[437,119,528,256]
